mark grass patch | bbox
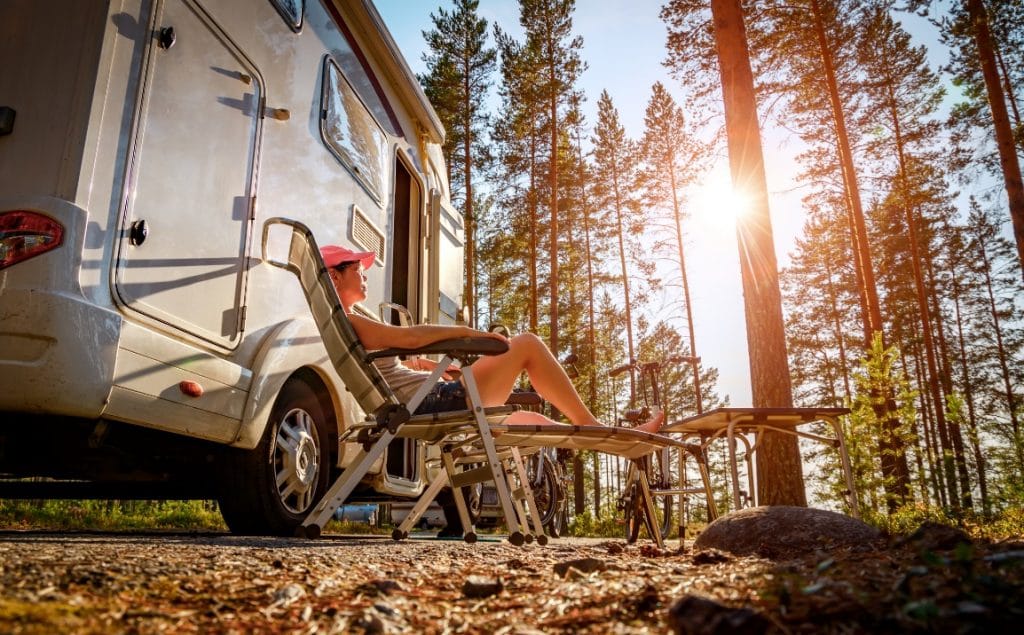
[0,500,226,532]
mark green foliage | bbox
[861,501,957,537]
[861,500,1024,542]
[565,507,625,538]
[846,333,919,514]
[0,500,226,531]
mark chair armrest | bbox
[366,336,509,361]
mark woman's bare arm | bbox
[348,313,507,351]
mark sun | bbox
[689,169,750,237]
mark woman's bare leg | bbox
[468,333,663,432]
[468,333,599,425]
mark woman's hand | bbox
[405,357,461,380]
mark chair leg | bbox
[393,466,449,540]
[442,451,478,543]
[509,447,548,545]
[299,430,396,538]
[460,367,526,546]
[637,462,665,549]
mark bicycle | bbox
[610,358,679,543]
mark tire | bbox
[652,449,674,539]
[624,482,645,543]
[624,456,673,543]
[527,457,564,535]
[218,379,331,536]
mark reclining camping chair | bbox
[263,218,717,547]
[262,217,533,542]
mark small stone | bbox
[553,557,606,577]
[564,566,587,581]
[668,594,769,635]
[462,575,503,598]
[271,583,305,607]
[693,549,730,565]
[354,610,385,634]
[356,579,403,596]
[603,541,625,555]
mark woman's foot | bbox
[636,409,666,434]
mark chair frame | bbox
[263,217,716,547]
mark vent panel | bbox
[351,206,385,265]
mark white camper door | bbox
[116,0,260,348]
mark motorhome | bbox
[0,0,465,535]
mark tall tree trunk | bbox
[966,0,1024,280]
[977,235,1024,475]
[528,124,539,332]
[886,81,963,512]
[809,0,910,508]
[549,93,560,357]
[463,70,476,325]
[670,168,703,414]
[994,46,1022,141]
[823,252,853,402]
[949,260,990,514]
[923,235,973,510]
[711,0,804,506]
[585,221,600,513]
[612,172,638,401]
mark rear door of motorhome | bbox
[114,0,261,349]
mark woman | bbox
[322,244,664,433]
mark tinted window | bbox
[321,58,389,205]
[269,0,302,31]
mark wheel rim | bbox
[273,407,321,514]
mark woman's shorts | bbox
[413,380,469,414]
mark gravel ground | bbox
[0,532,746,634]
[2,529,1022,634]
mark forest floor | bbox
[0,523,1022,633]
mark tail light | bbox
[0,211,65,270]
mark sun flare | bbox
[690,170,750,236]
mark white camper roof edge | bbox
[342,0,446,147]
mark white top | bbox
[373,355,436,404]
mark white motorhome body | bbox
[0,0,465,534]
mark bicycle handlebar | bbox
[608,355,693,378]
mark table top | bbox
[661,407,850,434]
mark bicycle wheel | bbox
[624,482,643,543]
[651,448,674,539]
[625,456,671,543]
[527,455,561,529]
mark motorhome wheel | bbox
[218,379,331,535]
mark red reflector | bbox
[179,380,205,398]
[0,211,65,270]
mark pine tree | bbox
[905,0,1024,278]
[420,0,497,325]
[591,91,642,401]
[518,0,585,358]
[638,82,712,413]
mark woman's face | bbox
[331,262,367,307]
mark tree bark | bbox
[885,78,963,512]
[710,0,804,506]
[670,164,703,414]
[809,0,910,509]
[966,0,1024,280]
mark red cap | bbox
[321,245,375,270]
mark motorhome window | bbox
[321,59,389,205]
[269,0,303,31]
[330,32,400,136]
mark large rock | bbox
[694,506,880,559]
